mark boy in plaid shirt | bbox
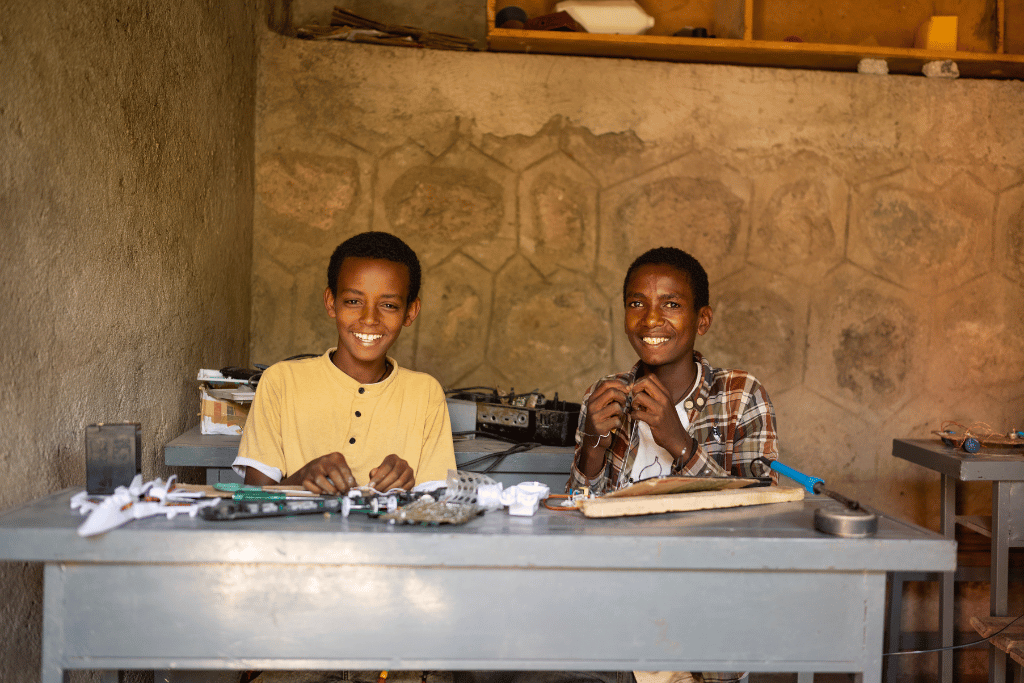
[568,247,778,496]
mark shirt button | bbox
[355,411,361,417]
[349,437,356,444]
[358,387,365,394]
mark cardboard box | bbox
[199,385,250,435]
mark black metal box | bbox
[85,423,142,494]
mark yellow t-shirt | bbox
[233,350,455,486]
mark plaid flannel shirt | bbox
[567,351,779,495]
[566,351,779,683]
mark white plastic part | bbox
[923,60,959,78]
[554,0,655,35]
[500,481,551,517]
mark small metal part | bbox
[814,504,878,538]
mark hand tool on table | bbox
[756,457,878,538]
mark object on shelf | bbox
[485,0,1024,79]
[672,27,710,38]
[554,0,654,35]
[923,59,959,78]
[197,368,254,435]
[295,7,477,51]
[495,5,528,29]
[915,15,958,52]
[524,11,585,32]
[857,58,889,74]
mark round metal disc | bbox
[814,505,878,538]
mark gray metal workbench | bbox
[164,426,575,490]
[0,488,954,683]
[893,438,1024,683]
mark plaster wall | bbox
[254,39,1024,659]
[255,35,1023,521]
[0,1,259,680]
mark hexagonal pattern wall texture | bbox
[254,36,1024,531]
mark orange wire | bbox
[543,494,580,511]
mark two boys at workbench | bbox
[233,231,779,501]
[232,231,779,683]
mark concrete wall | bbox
[255,34,1023,516]
[0,1,259,681]
[254,38,1024,677]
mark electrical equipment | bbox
[446,388,581,447]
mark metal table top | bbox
[893,438,1024,482]
[0,488,955,573]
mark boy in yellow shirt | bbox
[233,231,456,493]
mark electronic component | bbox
[446,388,581,446]
[198,489,441,522]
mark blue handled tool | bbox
[756,457,877,537]
[764,459,823,494]
[756,457,867,512]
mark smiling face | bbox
[624,263,712,373]
[324,256,420,382]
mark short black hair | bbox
[327,231,421,304]
[623,247,709,311]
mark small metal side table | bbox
[892,438,1024,683]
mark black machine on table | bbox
[446,387,581,447]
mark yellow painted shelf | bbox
[486,0,1024,79]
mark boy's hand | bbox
[368,454,414,491]
[577,378,630,478]
[291,452,358,494]
[584,377,631,441]
[630,375,692,463]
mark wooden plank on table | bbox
[578,485,804,518]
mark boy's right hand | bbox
[577,378,630,478]
[290,452,358,494]
[583,377,631,444]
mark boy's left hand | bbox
[368,454,414,491]
[630,375,692,462]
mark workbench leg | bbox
[864,572,886,683]
[796,672,813,683]
[939,474,955,683]
[990,482,1010,683]
[41,564,69,683]
[885,572,903,683]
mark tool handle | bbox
[233,490,286,502]
[765,459,823,494]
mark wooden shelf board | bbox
[487,28,1024,78]
[957,514,1024,546]
[958,514,994,537]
